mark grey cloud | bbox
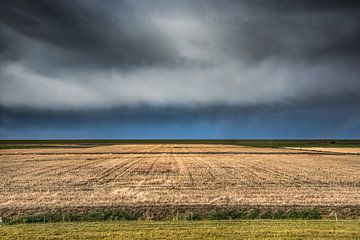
[0,0,359,110]
[245,0,360,12]
[215,2,360,63]
[0,0,179,68]
[0,32,7,55]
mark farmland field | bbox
[1,220,359,240]
[1,142,359,220]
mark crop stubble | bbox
[0,144,359,217]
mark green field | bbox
[0,220,359,240]
[1,139,360,149]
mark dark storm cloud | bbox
[0,0,359,110]
[0,29,7,54]
[0,0,178,68]
[243,0,360,11]
[218,0,360,63]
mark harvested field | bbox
[287,147,360,154]
[1,144,360,219]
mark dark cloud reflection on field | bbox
[0,0,360,138]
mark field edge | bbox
[2,205,360,224]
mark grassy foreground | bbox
[0,220,359,240]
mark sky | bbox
[0,0,360,139]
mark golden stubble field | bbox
[0,144,359,217]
